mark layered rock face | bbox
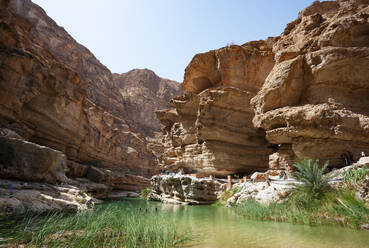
[0,179,93,215]
[0,0,182,191]
[0,136,67,184]
[158,0,369,175]
[148,174,225,204]
[252,0,369,169]
[113,69,183,138]
[158,42,275,176]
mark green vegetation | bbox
[140,187,152,200]
[235,189,369,228]
[217,187,239,206]
[344,166,369,184]
[235,159,369,229]
[1,201,191,248]
[290,159,333,206]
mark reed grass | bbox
[0,200,191,248]
[235,159,369,229]
[235,189,369,228]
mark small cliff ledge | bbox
[157,0,369,176]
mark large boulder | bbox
[148,174,226,204]
[227,181,292,206]
[0,137,67,183]
[0,180,93,215]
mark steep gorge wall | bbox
[158,0,369,175]
[158,40,276,176]
[113,69,183,138]
[0,0,182,190]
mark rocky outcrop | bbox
[158,42,276,176]
[158,0,369,175]
[0,136,67,183]
[113,69,183,138]
[0,0,166,192]
[0,179,93,215]
[226,180,291,206]
[158,86,274,176]
[148,174,225,204]
[252,0,369,170]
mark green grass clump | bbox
[235,159,369,229]
[218,187,239,205]
[344,166,369,184]
[140,187,152,200]
[1,201,191,248]
[235,189,369,228]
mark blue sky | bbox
[33,0,317,82]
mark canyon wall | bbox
[158,0,369,175]
[113,69,183,138]
[0,0,181,191]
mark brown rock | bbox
[250,172,268,183]
[159,0,369,174]
[157,87,272,176]
[66,160,88,178]
[113,69,183,137]
[0,137,67,183]
[0,0,168,190]
[252,0,369,169]
[86,166,107,183]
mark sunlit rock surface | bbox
[0,0,186,192]
[148,174,226,204]
[158,0,369,174]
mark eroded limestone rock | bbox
[159,0,369,175]
[0,180,93,215]
[0,137,67,184]
[0,0,161,190]
[251,0,369,169]
[158,86,272,176]
[148,174,226,204]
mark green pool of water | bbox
[122,198,369,248]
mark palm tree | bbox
[291,159,332,205]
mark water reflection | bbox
[121,199,369,248]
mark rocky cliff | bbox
[113,69,183,138]
[158,0,369,176]
[0,0,181,193]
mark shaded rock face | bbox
[0,137,67,184]
[0,0,166,190]
[158,0,369,175]
[113,69,183,138]
[148,174,225,204]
